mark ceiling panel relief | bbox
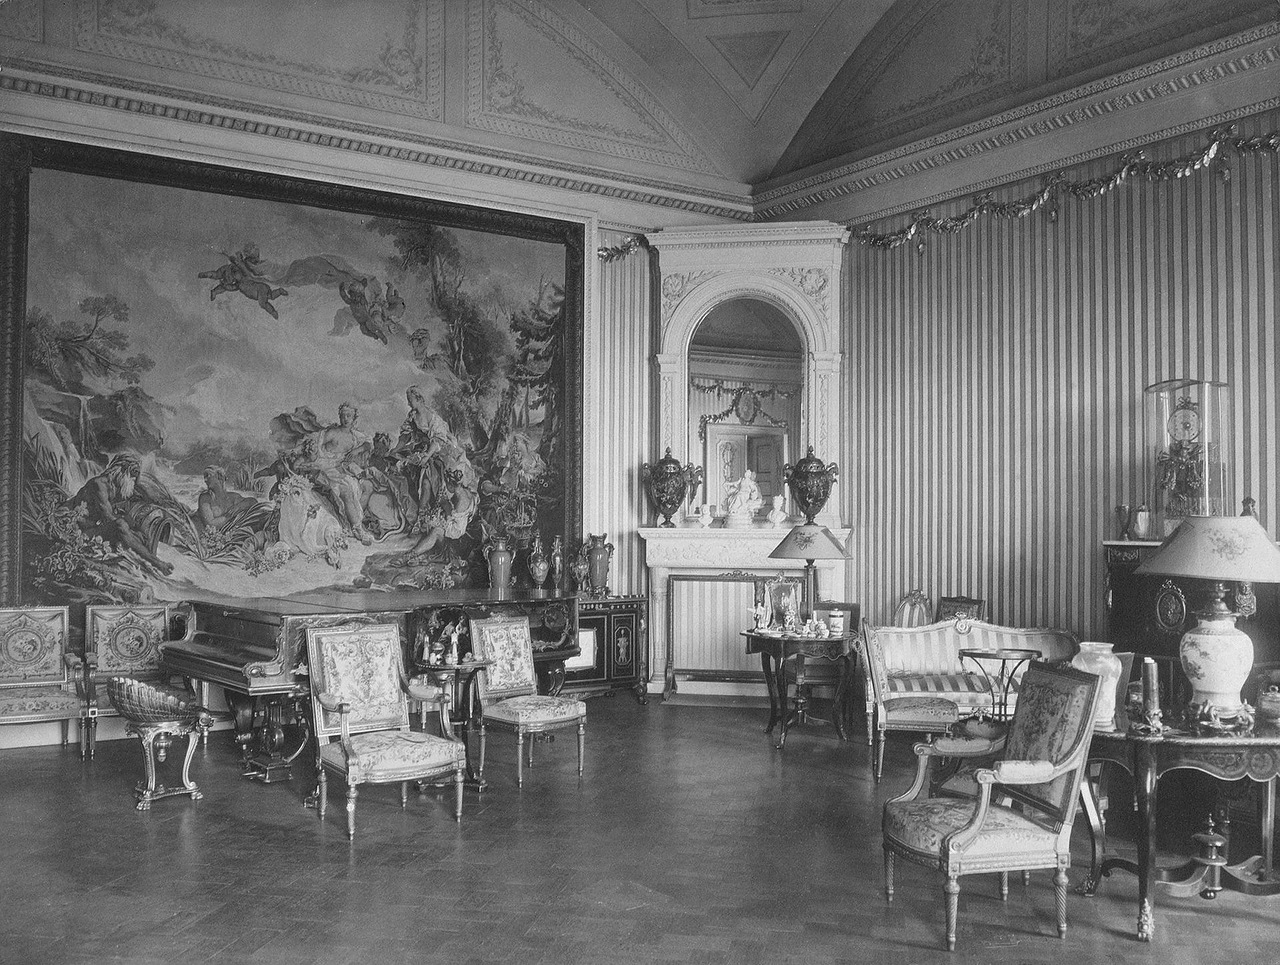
[1046,0,1277,78]
[72,0,444,120]
[707,30,789,90]
[467,0,717,175]
[0,0,42,42]
[686,0,803,16]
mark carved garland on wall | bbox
[851,124,1280,252]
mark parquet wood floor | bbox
[2,699,1277,965]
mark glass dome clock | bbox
[1144,378,1229,537]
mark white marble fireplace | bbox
[640,526,849,698]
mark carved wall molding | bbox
[0,0,42,42]
[0,66,753,223]
[755,23,1280,223]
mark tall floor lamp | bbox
[1135,513,1280,724]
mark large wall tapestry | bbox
[0,136,583,606]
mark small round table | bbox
[415,658,492,788]
[958,648,1041,722]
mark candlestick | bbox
[1142,657,1160,715]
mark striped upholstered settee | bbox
[860,617,1080,739]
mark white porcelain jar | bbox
[1071,642,1122,729]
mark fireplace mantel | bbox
[639,525,850,697]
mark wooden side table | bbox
[741,629,859,749]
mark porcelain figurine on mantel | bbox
[722,470,763,527]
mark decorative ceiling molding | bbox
[707,30,789,89]
[0,65,754,222]
[686,0,803,17]
[753,22,1280,222]
[0,0,42,42]
[72,0,445,121]
[466,0,718,175]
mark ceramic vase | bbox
[528,533,549,588]
[783,446,839,523]
[1072,641,1122,728]
[583,534,614,597]
[484,536,513,589]
[550,535,564,587]
[641,448,703,527]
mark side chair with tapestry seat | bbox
[306,623,466,838]
[881,661,1102,951]
[863,618,960,782]
[470,615,586,788]
[0,606,82,749]
[67,605,170,759]
[783,601,861,739]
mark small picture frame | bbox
[764,577,803,631]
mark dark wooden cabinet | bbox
[1104,540,1280,670]
[564,595,648,703]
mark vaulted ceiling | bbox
[1,0,1276,225]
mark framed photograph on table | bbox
[764,576,802,631]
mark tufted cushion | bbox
[0,686,81,720]
[321,730,464,782]
[883,797,1058,863]
[883,696,960,727]
[485,694,586,726]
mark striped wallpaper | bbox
[843,107,1280,639]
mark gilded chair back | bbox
[934,595,987,622]
[86,605,169,677]
[998,662,1101,827]
[892,589,933,627]
[306,624,410,739]
[0,606,71,689]
[471,616,538,701]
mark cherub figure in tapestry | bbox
[198,243,289,319]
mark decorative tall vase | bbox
[483,536,513,589]
[641,448,703,527]
[783,446,839,523]
[1071,642,1122,729]
[528,533,550,588]
[583,534,613,598]
[550,535,564,588]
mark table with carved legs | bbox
[1079,722,1280,941]
[741,629,858,749]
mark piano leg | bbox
[227,693,309,783]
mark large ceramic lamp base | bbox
[1180,609,1254,725]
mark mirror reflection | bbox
[687,298,803,519]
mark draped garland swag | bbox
[595,124,1279,261]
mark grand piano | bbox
[162,588,580,782]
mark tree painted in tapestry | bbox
[19,167,574,605]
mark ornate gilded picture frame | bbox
[764,576,803,631]
[0,135,584,606]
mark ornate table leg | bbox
[774,650,791,750]
[1136,743,1157,941]
[761,652,780,735]
[1077,770,1106,896]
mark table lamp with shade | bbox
[1135,513,1280,724]
[770,447,845,619]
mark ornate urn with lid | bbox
[783,446,839,523]
[641,448,704,527]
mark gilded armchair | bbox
[67,605,170,759]
[863,619,960,783]
[0,607,81,748]
[306,623,466,838]
[881,662,1101,950]
[470,615,586,788]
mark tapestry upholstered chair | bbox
[470,615,586,788]
[0,606,81,748]
[862,618,960,782]
[881,662,1101,951]
[783,601,861,738]
[67,605,170,759]
[306,623,466,838]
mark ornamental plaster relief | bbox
[72,0,444,119]
[0,0,42,42]
[466,0,716,175]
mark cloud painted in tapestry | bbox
[22,169,568,604]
